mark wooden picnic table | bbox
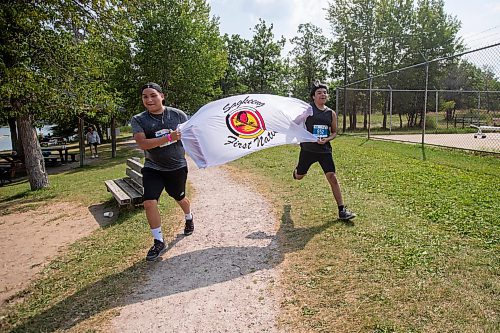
[0,153,25,184]
[41,145,77,164]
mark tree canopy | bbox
[0,0,498,190]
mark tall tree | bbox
[373,0,414,128]
[133,0,227,113]
[0,1,135,189]
[288,23,330,101]
[220,33,249,97]
[327,0,464,129]
[328,0,376,129]
[243,19,286,94]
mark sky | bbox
[207,0,500,53]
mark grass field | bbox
[0,136,498,332]
[229,136,499,332]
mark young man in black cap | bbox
[131,82,194,261]
[293,80,356,221]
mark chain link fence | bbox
[336,43,500,154]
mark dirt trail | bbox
[111,161,283,332]
[0,156,118,306]
[0,202,107,305]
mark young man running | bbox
[293,80,356,221]
[131,82,194,261]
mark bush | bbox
[119,125,132,134]
[425,115,436,129]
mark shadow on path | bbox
[8,205,351,332]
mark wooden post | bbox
[111,115,117,158]
[78,113,85,167]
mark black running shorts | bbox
[296,149,336,175]
[141,166,188,201]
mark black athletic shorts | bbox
[141,166,188,201]
[296,149,336,175]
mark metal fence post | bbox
[388,85,393,134]
[478,91,481,125]
[336,87,340,131]
[343,43,348,133]
[368,74,372,139]
[422,62,429,146]
[435,89,439,134]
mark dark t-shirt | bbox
[300,103,333,153]
[131,106,188,171]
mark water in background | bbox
[0,125,54,152]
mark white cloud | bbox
[287,0,330,35]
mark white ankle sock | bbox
[185,212,193,220]
[151,227,163,242]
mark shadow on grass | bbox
[358,138,370,146]
[88,203,123,228]
[7,204,348,332]
[0,188,37,203]
[420,144,427,161]
[0,195,58,216]
[0,177,29,188]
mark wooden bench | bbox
[0,154,25,184]
[105,158,144,206]
[454,116,486,128]
[42,152,77,166]
[44,156,61,166]
[0,167,13,185]
[41,146,78,165]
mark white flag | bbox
[179,94,317,168]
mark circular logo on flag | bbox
[226,107,266,139]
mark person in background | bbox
[86,126,100,158]
[292,80,356,221]
[130,82,194,261]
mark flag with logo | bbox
[178,94,317,168]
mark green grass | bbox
[228,136,499,332]
[0,135,498,332]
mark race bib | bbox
[313,125,329,138]
[155,129,176,147]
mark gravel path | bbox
[371,133,500,152]
[111,161,283,332]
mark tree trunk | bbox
[363,102,367,130]
[382,94,388,130]
[78,113,85,167]
[8,117,19,153]
[350,100,357,130]
[17,113,49,190]
[111,115,116,158]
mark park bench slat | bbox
[122,177,144,199]
[125,167,143,187]
[126,158,143,174]
[114,178,143,200]
[105,158,144,207]
[105,179,132,205]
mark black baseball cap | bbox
[141,82,163,94]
